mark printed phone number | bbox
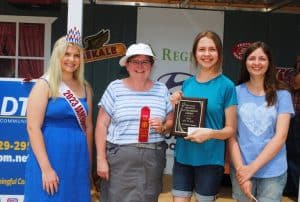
[0,141,29,151]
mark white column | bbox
[298,178,300,202]
[67,0,83,39]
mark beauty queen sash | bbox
[59,82,87,134]
[42,75,87,133]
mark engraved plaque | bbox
[171,97,207,137]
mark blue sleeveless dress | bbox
[24,97,91,202]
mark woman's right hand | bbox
[42,167,59,195]
[170,91,183,107]
[97,158,109,180]
[236,164,255,185]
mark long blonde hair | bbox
[45,36,85,97]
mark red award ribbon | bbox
[138,106,150,143]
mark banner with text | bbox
[137,7,224,174]
[0,78,34,201]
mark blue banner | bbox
[0,78,34,201]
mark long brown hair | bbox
[192,31,223,71]
[237,41,287,106]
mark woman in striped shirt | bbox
[95,43,174,202]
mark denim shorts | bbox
[230,168,287,202]
[172,160,224,202]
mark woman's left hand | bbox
[149,117,165,134]
[184,127,212,143]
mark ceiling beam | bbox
[266,0,295,12]
[92,0,300,14]
[179,0,189,8]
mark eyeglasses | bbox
[128,60,151,66]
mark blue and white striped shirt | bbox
[98,79,173,144]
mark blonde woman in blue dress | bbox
[24,36,93,202]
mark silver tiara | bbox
[66,27,82,45]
